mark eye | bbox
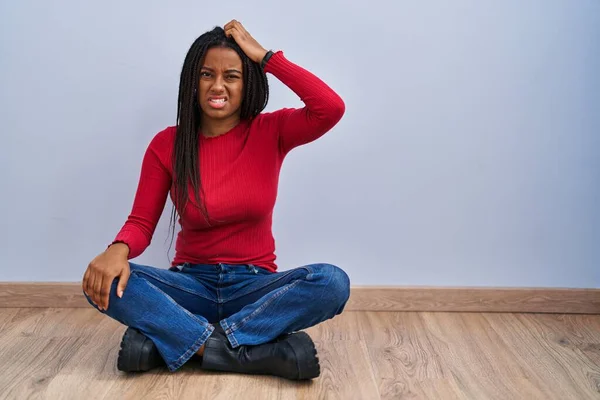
[226,74,240,80]
[200,71,212,78]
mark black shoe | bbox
[200,324,320,380]
[117,327,166,372]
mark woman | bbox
[82,20,349,381]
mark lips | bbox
[208,97,227,109]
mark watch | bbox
[260,50,274,70]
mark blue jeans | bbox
[83,262,350,372]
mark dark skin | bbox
[82,19,267,356]
[199,20,268,137]
[197,47,244,137]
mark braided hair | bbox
[168,26,269,249]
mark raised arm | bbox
[264,51,345,155]
[223,20,345,156]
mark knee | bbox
[311,263,351,310]
[82,262,138,310]
[82,277,120,312]
[83,286,103,313]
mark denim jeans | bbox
[83,262,351,372]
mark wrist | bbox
[255,49,269,64]
[108,242,130,257]
[260,50,275,70]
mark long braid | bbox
[166,27,270,260]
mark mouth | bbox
[208,97,227,109]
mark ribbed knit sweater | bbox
[112,51,345,272]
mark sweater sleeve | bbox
[110,129,173,259]
[263,51,345,155]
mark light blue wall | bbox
[1,0,598,287]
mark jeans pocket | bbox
[254,266,273,275]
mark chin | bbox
[205,111,234,120]
[202,106,239,120]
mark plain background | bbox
[1,0,598,287]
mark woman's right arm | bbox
[110,130,173,258]
[83,128,173,311]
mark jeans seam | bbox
[142,279,207,326]
[220,319,238,347]
[132,268,214,302]
[168,324,215,371]
[226,278,304,335]
[142,278,214,371]
[220,267,310,303]
[217,270,223,320]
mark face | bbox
[197,47,244,122]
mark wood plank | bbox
[103,357,294,400]
[176,370,302,400]
[105,336,379,399]
[0,335,87,399]
[420,312,551,399]
[458,313,551,399]
[516,313,600,368]
[43,317,126,399]
[0,308,108,340]
[0,308,19,332]
[2,283,599,314]
[304,310,364,341]
[0,307,51,340]
[0,283,89,308]
[348,287,600,314]
[2,308,599,399]
[297,339,380,400]
[511,313,600,398]
[482,312,598,399]
[357,311,448,399]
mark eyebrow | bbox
[201,66,242,74]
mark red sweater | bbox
[111,51,345,272]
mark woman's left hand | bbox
[224,20,269,64]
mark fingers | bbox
[83,267,102,310]
[225,26,241,40]
[117,267,130,299]
[95,275,106,311]
[224,19,242,31]
[88,271,97,307]
[96,274,104,310]
[100,275,112,310]
[224,19,248,38]
[224,20,234,36]
[92,273,102,310]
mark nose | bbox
[210,75,225,93]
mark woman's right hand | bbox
[82,243,131,311]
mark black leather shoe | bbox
[200,324,320,380]
[117,327,166,372]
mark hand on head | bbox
[223,20,268,64]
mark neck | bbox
[201,115,241,138]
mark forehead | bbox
[201,47,242,69]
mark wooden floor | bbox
[0,309,598,399]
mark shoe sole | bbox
[287,331,320,380]
[118,327,163,372]
[118,327,143,372]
